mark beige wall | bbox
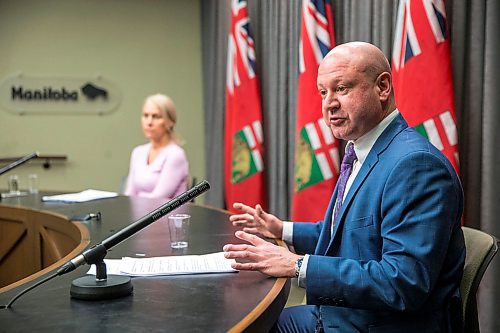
[0,0,205,196]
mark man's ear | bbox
[376,72,392,102]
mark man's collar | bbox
[349,109,399,164]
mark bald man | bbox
[223,42,465,333]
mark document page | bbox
[42,189,118,203]
[86,252,238,276]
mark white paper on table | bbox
[42,189,118,203]
[86,259,124,275]
[86,252,238,276]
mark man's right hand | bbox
[229,203,283,239]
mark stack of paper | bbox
[86,252,238,276]
[42,189,118,203]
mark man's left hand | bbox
[223,230,301,277]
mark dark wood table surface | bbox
[0,193,290,332]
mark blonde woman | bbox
[124,94,188,200]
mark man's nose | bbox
[324,94,339,112]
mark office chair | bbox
[461,226,499,333]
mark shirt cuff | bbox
[297,254,309,288]
[282,221,293,244]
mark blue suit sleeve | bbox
[293,221,325,255]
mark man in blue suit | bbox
[223,41,465,332]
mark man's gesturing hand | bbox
[229,203,283,239]
[223,230,301,278]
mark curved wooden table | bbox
[0,194,290,332]
[0,204,90,291]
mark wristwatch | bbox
[294,257,304,277]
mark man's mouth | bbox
[329,117,346,126]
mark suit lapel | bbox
[325,114,408,254]
[315,186,338,254]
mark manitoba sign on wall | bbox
[0,74,121,115]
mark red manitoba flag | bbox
[392,0,459,172]
[291,0,338,222]
[224,0,266,212]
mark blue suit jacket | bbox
[293,114,465,332]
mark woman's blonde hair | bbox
[144,94,183,145]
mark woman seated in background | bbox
[124,94,188,201]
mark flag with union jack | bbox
[291,0,338,221]
[225,0,266,211]
[392,0,459,172]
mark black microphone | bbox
[58,180,211,276]
[56,180,210,301]
[2,181,210,308]
[0,152,39,176]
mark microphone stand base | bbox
[70,275,133,301]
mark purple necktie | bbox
[333,143,357,224]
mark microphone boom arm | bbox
[0,152,39,176]
[57,180,210,275]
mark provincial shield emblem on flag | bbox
[294,120,338,193]
[231,131,255,184]
[295,129,324,191]
[231,124,263,185]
